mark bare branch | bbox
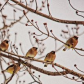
[0,0,9,11]
[0,52,84,81]
[0,57,6,83]
[11,0,84,25]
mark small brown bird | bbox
[63,36,78,51]
[2,63,21,74]
[26,47,38,58]
[44,51,56,67]
[0,40,9,51]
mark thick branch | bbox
[0,53,67,76]
[0,52,84,80]
[11,0,84,25]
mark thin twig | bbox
[68,0,84,12]
[0,0,9,11]
[35,0,38,11]
[47,0,52,16]
[0,57,6,83]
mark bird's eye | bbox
[35,47,37,50]
[52,51,55,54]
[74,36,78,40]
[5,40,8,43]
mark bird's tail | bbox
[63,47,67,51]
[44,63,48,67]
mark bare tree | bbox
[0,0,84,84]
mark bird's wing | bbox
[66,38,74,48]
[6,64,14,70]
[70,38,74,45]
[44,53,52,62]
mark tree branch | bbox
[11,0,84,25]
[0,52,84,80]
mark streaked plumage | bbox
[2,63,21,74]
[26,47,38,58]
[63,36,78,51]
[0,40,9,51]
[44,51,56,67]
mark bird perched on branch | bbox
[0,40,9,51]
[63,36,78,51]
[2,63,21,74]
[44,51,56,67]
[26,47,38,58]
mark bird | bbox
[63,36,78,51]
[44,51,56,67]
[0,40,9,51]
[2,63,21,74]
[26,47,38,58]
